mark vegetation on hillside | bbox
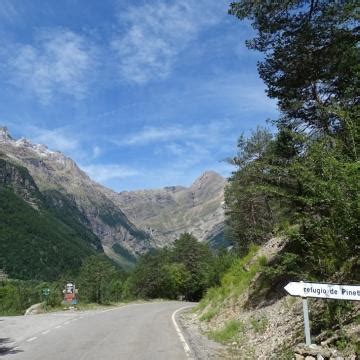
[125,233,234,301]
[0,158,106,281]
[225,0,359,286]
[0,187,103,281]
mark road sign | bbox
[284,281,360,346]
[42,288,50,296]
[284,281,360,301]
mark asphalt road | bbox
[0,302,195,360]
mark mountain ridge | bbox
[0,126,226,267]
[0,127,153,261]
[113,170,225,247]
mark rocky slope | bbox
[112,171,225,247]
[0,126,226,264]
[0,127,152,265]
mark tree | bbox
[77,256,119,304]
[225,128,276,254]
[128,233,217,301]
[226,1,360,284]
[229,0,359,159]
[128,249,175,299]
[172,233,215,301]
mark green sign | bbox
[42,288,50,296]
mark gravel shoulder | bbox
[177,307,229,360]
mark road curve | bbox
[0,301,195,360]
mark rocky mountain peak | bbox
[191,171,224,187]
[0,126,12,141]
[114,170,226,247]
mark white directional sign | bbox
[284,281,360,301]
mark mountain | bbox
[112,171,226,247]
[0,126,227,278]
[0,157,102,280]
[0,127,153,270]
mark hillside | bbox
[193,238,360,358]
[0,127,153,264]
[113,171,226,247]
[0,158,102,280]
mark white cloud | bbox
[118,126,184,145]
[26,126,80,152]
[80,164,140,182]
[164,142,186,156]
[112,0,225,84]
[7,29,97,103]
[116,120,233,147]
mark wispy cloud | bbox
[5,29,97,103]
[110,120,237,180]
[0,0,21,24]
[80,164,140,182]
[116,121,234,147]
[112,0,225,84]
[25,126,80,152]
[118,126,184,145]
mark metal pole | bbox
[302,297,311,345]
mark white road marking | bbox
[99,303,143,314]
[42,330,50,335]
[55,325,62,329]
[27,337,37,342]
[101,308,121,313]
[64,321,70,325]
[172,306,194,360]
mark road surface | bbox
[0,302,195,360]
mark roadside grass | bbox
[199,307,218,322]
[208,320,244,343]
[197,246,266,322]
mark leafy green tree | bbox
[77,256,120,304]
[160,263,191,299]
[229,0,359,154]
[128,233,221,301]
[226,0,360,289]
[172,233,215,301]
[128,249,171,299]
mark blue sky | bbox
[0,0,278,191]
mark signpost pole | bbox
[302,297,311,345]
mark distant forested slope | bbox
[0,158,103,280]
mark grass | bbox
[197,246,266,322]
[199,307,218,322]
[208,320,244,343]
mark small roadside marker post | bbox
[284,281,360,346]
